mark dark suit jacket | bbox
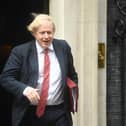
[0,39,78,126]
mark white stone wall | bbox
[50,0,106,126]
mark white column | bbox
[98,0,107,126]
[50,0,98,126]
[49,0,65,38]
[78,0,98,126]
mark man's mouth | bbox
[43,40,49,43]
[43,41,49,44]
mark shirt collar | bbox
[35,40,54,54]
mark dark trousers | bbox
[19,103,72,126]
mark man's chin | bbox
[42,44,49,49]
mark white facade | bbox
[50,0,106,126]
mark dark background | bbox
[0,0,49,125]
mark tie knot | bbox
[44,48,49,54]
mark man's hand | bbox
[23,87,40,105]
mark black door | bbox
[107,0,126,126]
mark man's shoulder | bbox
[12,40,35,50]
[53,38,65,42]
[10,40,35,55]
[53,38,68,46]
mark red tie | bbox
[36,49,50,117]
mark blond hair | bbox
[27,13,55,33]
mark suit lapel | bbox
[53,40,66,84]
[28,41,38,87]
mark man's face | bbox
[33,20,55,49]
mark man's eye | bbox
[39,32,52,35]
[47,32,51,34]
[40,32,45,34]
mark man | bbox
[0,13,78,126]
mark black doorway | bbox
[0,0,49,126]
[0,0,49,45]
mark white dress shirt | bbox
[35,41,64,105]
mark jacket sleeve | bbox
[65,41,78,84]
[65,41,79,112]
[0,47,27,99]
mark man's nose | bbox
[44,33,49,38]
